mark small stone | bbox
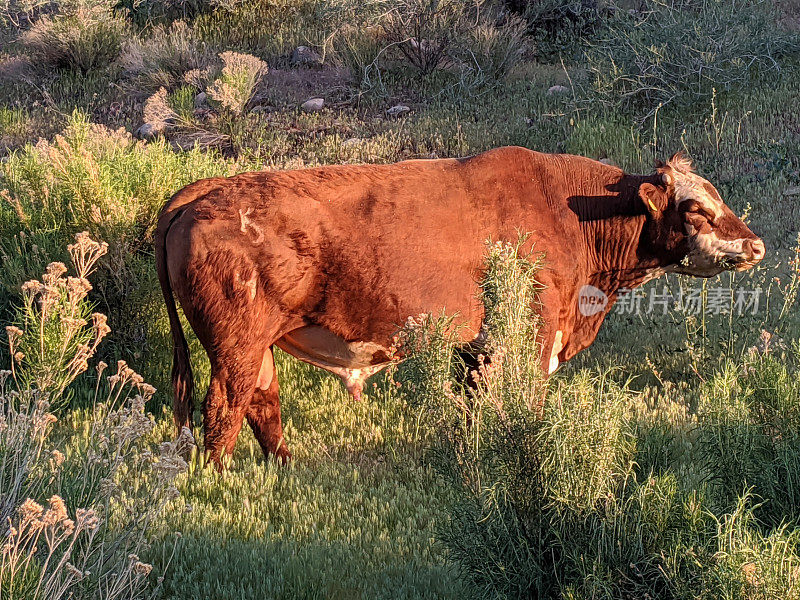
[386,104,410,117]
[135,123,164,140]
[783,186,800,197]
[341,137,362,147]
[194,92,206,108]
[301,98,324,112]
[599,158,615,166]
[291,45,323,66]
[250,105,274,114]
[547,85,569,95]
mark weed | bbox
[19,2,129,73]
[1,233,190,600]
[206,51,268,116]
[584,0,797,113]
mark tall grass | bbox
[0,111,237,372]
[1,232,190,600]
[396,239,800,599]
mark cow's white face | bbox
[640,153,765,277]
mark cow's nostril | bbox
[748,238,765,260]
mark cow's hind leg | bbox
[246,346,291,463]
[203,347,262,469]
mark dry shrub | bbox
[1,232,192,600]
[353,0,527,87]
[0,0,50,31]
[335,0,527,89]
[381,0,468,75]
[19,2,129,73]
[120,20,215,91]
[585,0,796,113]
[142,87,179,131]
[206,51,268,116]
[9,233,109,398]
[456,11,527,84]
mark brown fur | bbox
[155,147,763,467]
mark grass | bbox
[147,362,464,599]
[0,0,799,598]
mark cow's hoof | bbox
[276,447,292,465]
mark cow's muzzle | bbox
[734,238,765,270]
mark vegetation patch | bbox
[0,0,799,597]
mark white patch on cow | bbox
[548,330,564,375]
[234,270,258,300]
[676,226,759,275]
[255,349,274,390]
[577,285,608,317]
[238,207,264,243]
[668,157,724,219]
[245,271,257,300]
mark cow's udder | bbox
[275,326,391,400]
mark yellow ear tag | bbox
[647,199,658,212]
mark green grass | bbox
[148,355,465,600]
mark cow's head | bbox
[639,153,765,277]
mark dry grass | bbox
[19,3,129,73]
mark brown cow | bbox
[155,147,764,466]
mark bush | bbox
[697,350,800,525]
[397,240,800,599]
[505,0,605,60]
[0,232,191,600]
[19,2,129,73]
[120,0,216,24]
[0,111,236,374]
[120,20,215,91]
[456,11,527,84]
[377,0,527,81]
[584,0,796,112]
[206,51,268,116]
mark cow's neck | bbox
[577,176,665,295]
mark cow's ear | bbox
[639,183,668,215]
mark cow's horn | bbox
[661,172,672,187]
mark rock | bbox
[291,46,322,66]
[341,137,362,147]
[250,104,275,114]
[194,92,206,108]
[386,104,410,117]
[135,122,165,140]
[599,158,615,166]
[547,85,569,95]
[301,97,325,112]
[783,186,800,197]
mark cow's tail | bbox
[155,203,194,434]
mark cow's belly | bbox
[275,326,392,398]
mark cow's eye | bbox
[683,202,714,234]
[682,201,714,222]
